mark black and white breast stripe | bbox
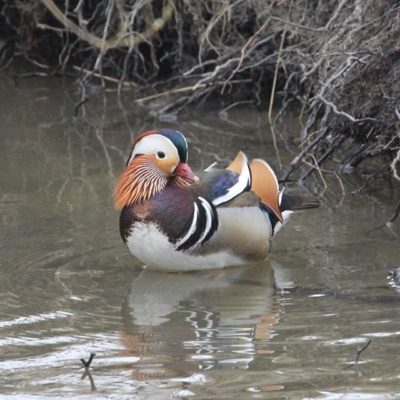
[176,197,218,251]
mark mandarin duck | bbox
[114,129,319,272]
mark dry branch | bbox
[2,0,400,196]
[40,0,174,50]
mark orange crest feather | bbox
[226,151,246,174]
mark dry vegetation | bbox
[1,0,400,211]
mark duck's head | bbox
[114,129,198,208]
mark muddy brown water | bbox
[0,77,400,399]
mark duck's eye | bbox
[157,151,166,159]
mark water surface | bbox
[0,77,400,399]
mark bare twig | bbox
[325,0,349,30]
[268,29,286,170]
[268,30,286,123]
[316,95,377,124]
[269,16,321,32]
[74,97,89,117]
[221,18,270,93]
[72,66,137,87]
[301,157,328,193]
[40,0,174,50]
[135,79,251,103]
[300,135,346,180]
[284,130,328,180]
[80,352,96,369]
[355,339,371,364]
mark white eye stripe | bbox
[128,134,179,167]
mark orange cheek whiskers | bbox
[114,157,167,209]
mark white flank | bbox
[213,153,251,206]
[125,205,275,272]
[215,206,273,255]
[126,223,242,272]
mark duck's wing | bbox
[193,151,252,207]
[167,152,319,253]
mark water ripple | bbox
[0,311,73,329]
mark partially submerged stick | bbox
[80,352,96,369]
[355,339,371,364]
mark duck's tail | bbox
[267,191,320,235]
[279,192,320,212]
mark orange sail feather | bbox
[250,159,283,222]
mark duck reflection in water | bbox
[120,261,293,381]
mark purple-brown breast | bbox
[119,186,195,244]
